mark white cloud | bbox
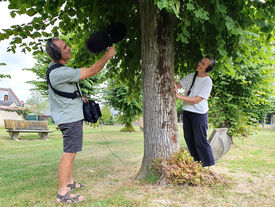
[0,2,33,27]
[0,1,37,102]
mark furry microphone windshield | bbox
[86,22,127,53]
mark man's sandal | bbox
[67,181,85,190]
[56,191,85,203]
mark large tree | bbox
[0,0,274,178]
[138,0,179,178]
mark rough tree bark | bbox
[137,0,180,179]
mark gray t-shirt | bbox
[179,72,212,114]
[48,62,83,125]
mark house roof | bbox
[0,87,25,112]
[0,88,23,106]
[0,100,13,107]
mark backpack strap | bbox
[46,63,81,99]
[186,72,198,96]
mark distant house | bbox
[0,88,24,126]
[0,88,24,108]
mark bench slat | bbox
[4,120,49,130]
[6,130,55,133]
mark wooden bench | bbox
[4,120,55,140]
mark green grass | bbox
[0,125,274,207]
[219,128,275,175]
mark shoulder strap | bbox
[187,72,198,96]
[46,63,81,99]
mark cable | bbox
[98,120,142,166]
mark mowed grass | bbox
[0,124,274,207]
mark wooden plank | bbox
[6,130,55,133]
[4,120,48,130]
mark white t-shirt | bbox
[179,72,212,114]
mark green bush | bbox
[153,148,227,186]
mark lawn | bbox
[0,124,274,207]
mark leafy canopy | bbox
[1,0,274,136]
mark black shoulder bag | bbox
[46,64,102,123]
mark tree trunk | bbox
[137,0,180,179]
[120,123,136,132]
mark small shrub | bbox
[152,147,227,186]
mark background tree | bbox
[100,105,113,125]
[104,82,143,132]
[1,0,274,178]
[26,90,49,114]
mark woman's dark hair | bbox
[204,55,216,73]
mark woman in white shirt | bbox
[174,56,216,167]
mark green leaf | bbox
[182,28,190,38]
[26,8,36,16]
[8,2,19,9]
[52,26,58,34]
[218,48,227,56]
[260,24,274,33]
[18,7,27,14]
[177,35,188,44]
[31,32,41,38]
[194,8,209,21]
[14,37,22,44]
[216,3,227,14]
[0,33,7,41]
[42,31,50,37]
[156,0,168,11]
[186,3,195,11]
[10,11,16,18]
[32,50,40,55]
[225,16,235,31]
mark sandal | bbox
[56,191,85,203]
[67,181,85,190]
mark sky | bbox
[0,1,37,102]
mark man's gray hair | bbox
[45,38,60,60]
